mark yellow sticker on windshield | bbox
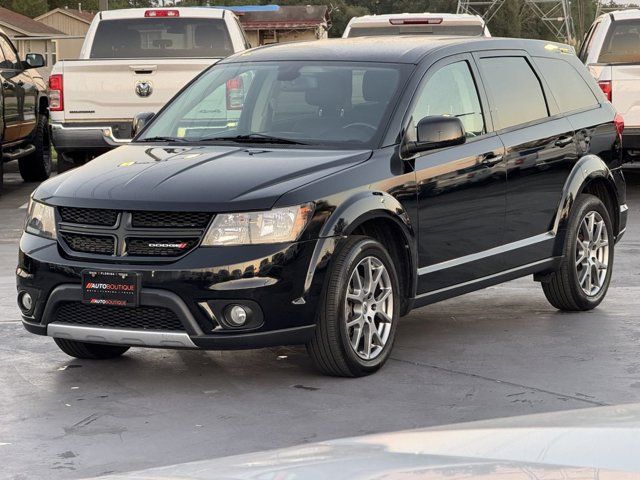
[177,128,186,138]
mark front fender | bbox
[299,190,417,304]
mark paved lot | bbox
[1,162,640,479]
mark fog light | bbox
[226,305,248,327]
[19,292,33,312]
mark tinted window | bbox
[347,24,484,37]
[140,62,406,149]
[90,18,233,58]
[409,61,485,138]
[598,19,640,64]
[479,56,548,130]
[0,36,18,69]
[535,57,599,112]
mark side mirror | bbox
[132,112,155,137]
[403,116,466,157]
[24,53,46,69]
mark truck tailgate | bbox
[60,58,218,121]
[612,65,640,128]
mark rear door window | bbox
[479,56,549,130]
[535,57,599,112]
[90,18,233,58]
[598,19,640,64]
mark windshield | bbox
[138,61,408,149]
[90,18,233,59]
[347,24,485,37]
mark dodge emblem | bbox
[135,81,153,98]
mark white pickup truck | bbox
[579,9,640,162]
[49,7,250,171]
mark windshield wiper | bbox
[197,133,309,145]
[136,136,187,143]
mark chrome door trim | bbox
[416,257,553,299]
[417,232,554,276]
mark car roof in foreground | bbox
[91,403,640,479]
[223,36,572,65]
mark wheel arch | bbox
[38,94,49,117]
[552,155,621,253]
[305,191,418,316]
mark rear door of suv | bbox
[475,50,578,268]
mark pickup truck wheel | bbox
[307,236,399,377]
[542,194,614,311]
[18,115,51,182]
[57,152,84,174]
[54,338,130,359]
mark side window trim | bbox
[532,55,600,115]
[400,53,494,143]
[472,49,557,133]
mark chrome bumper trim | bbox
[50,122,131,147]
[47,323,197,348]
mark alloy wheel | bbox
[344,256,394,360]
[575,210,609,296]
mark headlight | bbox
[24,199,57,240]
[202,203,314,246]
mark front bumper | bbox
[51,122,132,153]
[17,233,329,350]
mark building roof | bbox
[0,6,64,37]
[236,5,328,30]
[35,8,96,25]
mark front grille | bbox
[54,302,185,331]
[131,211,212,229]
[56,207,211,259]
[61,232,115,255]
[126,238,199,257]
[59,207,118,226]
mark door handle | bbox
[555,135,574,148]
[481,153,503,167]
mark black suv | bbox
[0,31,50,192]
[18,37,627,377]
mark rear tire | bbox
[19,114,51,182]
[54,338,130,359]
[307,236,400,377]
[542,193,614,311]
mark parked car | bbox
[342,13,490,38]
[49,7,250,173]
[579,9,640,163]
[18,37,626,377]
[0,29,50,193]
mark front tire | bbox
[19,114,51,182]
[54,338,130,360]
[307,236,400,377]
[542,193,614,311]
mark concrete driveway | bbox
[1,162,639,479]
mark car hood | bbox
[36,145,372,211]
[91,403,640,479]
